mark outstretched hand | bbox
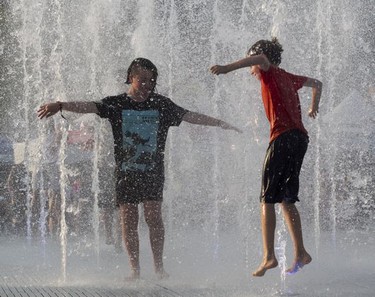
[38,102,59,119]
[210,65,230,75]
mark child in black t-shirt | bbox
[38,57,241,280]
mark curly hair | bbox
[247,37,284,66]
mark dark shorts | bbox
[260,129,308,204]
[116,170,164,205]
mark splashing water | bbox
[0,0,374,295]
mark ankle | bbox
[263,253,277,261]
[155,264,164,274]
[155,268,169,280]
[131,266,140,276]
[295,249,310,258]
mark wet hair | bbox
[247,37,283,66]
[125,57,158,84]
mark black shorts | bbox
[260,129,308,204]
[116,170,164,205]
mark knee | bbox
[281,201,297,210]
[145,214,163,229]
[122,220,138,235]
[120,213,138,233]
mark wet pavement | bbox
[0,263,198,297]
[0,237,218,297]
[1,232,374,297]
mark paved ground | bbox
[0,237,220,297]
[0,283,185,297]
[0,263,203,297]
[1,232,374,297]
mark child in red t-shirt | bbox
[211,38,322,276]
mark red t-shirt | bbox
[260,66,308,142]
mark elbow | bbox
[310,79,323,94]
[316,80,323,91]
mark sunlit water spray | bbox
[2,0,374,295]
[210,0,222,263]
[58,125,69,283]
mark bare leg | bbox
[281,202,312,274]
[120,203,140,280]
[253,203,278,277]
[144,201,169,279]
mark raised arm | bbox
[303,78,323,119]
[37,101,98,119]
[182,111,242,133]
[210,54,270,75]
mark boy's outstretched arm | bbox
[210,54,270,75]
[303,78,323,119]
[38,101,98,119]
[182,111,242,133]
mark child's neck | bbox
[128,90,148,102]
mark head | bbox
[126,58,158,97]
[247,37,283,66]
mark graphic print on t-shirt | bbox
[121,110,159,172]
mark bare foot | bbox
[156,268,170,280]
[252,258,278,277]
[125,269,140,281]
[286,253,312,275]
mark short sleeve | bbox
[288,72,308,91]
[162,98,189,127]
[94,97,116,119]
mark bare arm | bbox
[210,54,270,75]
[182,111,242,133]
[37,101,98,119]
[303,78,323,119]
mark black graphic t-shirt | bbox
[95,93,188,176]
